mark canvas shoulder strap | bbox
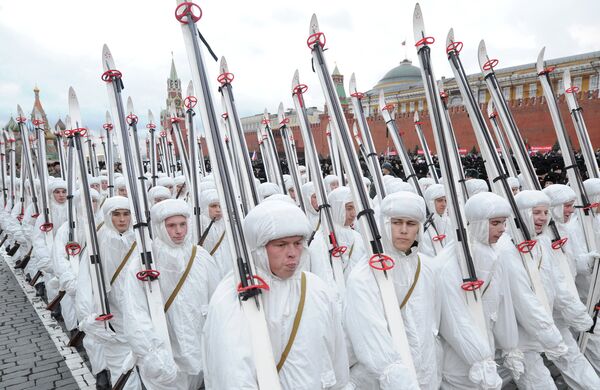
[210,231,226,256]
[276,272,307,372]
[110,242,137,286]
[399,256,421,309]
[164,245,197,312]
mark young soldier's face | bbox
[435,196,447,215]
[101,180,109,190]
[208,202,222,220]
[91,183,101,192]
[165,215,188,244]
[53,188,67,204]
[288,188,296,201]
[390,218,419,252]
[310,193,318,212]
[532,206,549,234]
[111,209,131,233]
[117,187,128,197]
[344,202,356,227]
[265,235,304,279]
[488,217,507,244]
[562,201,575,223]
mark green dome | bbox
[374,59,422,89]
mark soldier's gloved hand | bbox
[78,314,116,343]
[569,312,593,333]
[468,359,502,389]
[545,341,568,361]
[59,272,77,296]
[502,349,525,381]
[139,347,178,385]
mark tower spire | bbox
[169,55,178,81]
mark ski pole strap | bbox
[164,245,197,312]
[277,272,307,372]
[400,257,421,309]
[110,242,137,286]
[98,196,107,211]
[210,231,226,256]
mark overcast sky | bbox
[1,0,598,136]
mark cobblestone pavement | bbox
[0,251,94,390]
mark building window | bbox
[478,90,486,103]
[401,103,407,113]
[529,83,537,97]
[418,100,423,110]
[515,85,523,99]
[573,76,583,90]
[502,87,511,100]
[449,96,462,106]
[409,101,415,112]
[590,74,599,90]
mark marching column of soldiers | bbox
[2,2,600,389]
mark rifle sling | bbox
[210,231,226,256]
[164,246,197,312]
[400,256,421,309]
[277,271,307,372]
[110,242,137,286]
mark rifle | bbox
[46,290,66,311]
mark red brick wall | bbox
[241,90,600,159]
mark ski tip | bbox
[563,68,572,90]
[536,47,546,74]
[127,96,134,114]
[102,44,115,71]
[187,80,194,97]
[219,56,229,74]
[68,88,80,116]
[277,103,285,124]
[352,121,358,135]
[349,73,357,93]
[309,14,319,35]
[105,111,112,123]
[486,100,494,117]
[446,28,455,48]
[16,104,24,118]
[414,110,420,122]
[292,69,300,90]
[263,108,269,118]
[169,100,177,116]
[378,89,386,109]
[148,109,154,123]
[33,107,42,121]
[438,78,445,91]
[477,40,490,73]
[412,3,425,42]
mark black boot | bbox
[35,282,46,300]
[96,369,111,390]
[51,305,63,322]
